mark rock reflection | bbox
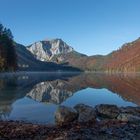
[0,72,140,122]
[26,73,140,105]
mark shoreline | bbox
[1,120,140,140]
[0,71,140,78]
[0,104,140,139]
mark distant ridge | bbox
[1,23,139,72]
[15,37,140,72]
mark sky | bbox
[0,0,140,56]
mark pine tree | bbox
[0,24,3,34]
[0,23,17,71]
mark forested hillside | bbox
[104,38,140,72]
[50,38,140,72]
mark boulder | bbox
[117,113,140,123]
[74,104,96,122]
[95,104,120,119]
[55,106,78,125]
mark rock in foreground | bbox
[95,104,120,119]
[55,106,78,125]
[74,103,96,122]
[1,104,140,140]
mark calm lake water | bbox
[0,72,140,124]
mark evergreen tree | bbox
[0,23,17,71]
[0,24,3,34]
[6,29,13,40]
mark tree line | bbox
[0,23,17,71]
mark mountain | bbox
[26,38,105,71]
[27,38,140,72]
[0,24,81,72]
[27,39,74,61]
[1,23,140,72]
[15,43,81,72]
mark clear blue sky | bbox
[0,0,140,55]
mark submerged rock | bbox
[74,103,96,122]
[95,104,120,119]
[55,106,78,125]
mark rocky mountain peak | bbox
[27,39,74,61]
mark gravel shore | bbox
[1,104,140,140]
[0,120,140,140]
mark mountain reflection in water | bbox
[0,72,140,124]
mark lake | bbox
[0,72,140,124]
